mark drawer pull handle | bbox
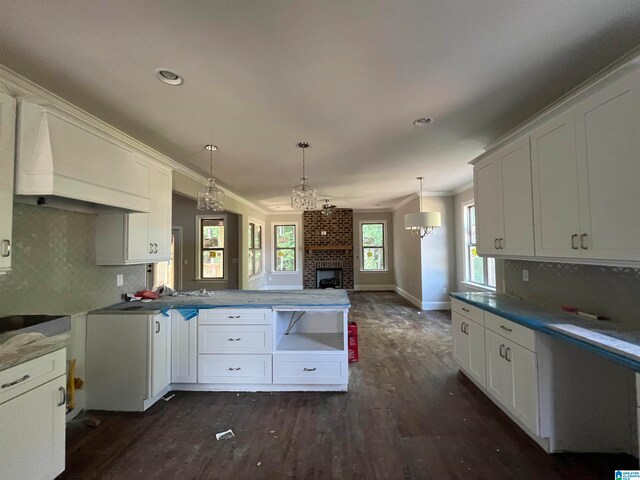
[228,338,241,342]
[228,367,241,371]
[500,325,512,333]
[303,368,317,372]
[1,374,30,389]
[227,315,241,319]
[58,386,66,407]
[499,344,505,358]
[461,307,470,313]
[505,347,512,363]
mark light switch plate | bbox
[116,274,124,286]
[522,269,529,282]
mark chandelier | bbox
[291,142,317,210]
[404,177,441,238]
[321,199,337,216]
[197,144,225,211]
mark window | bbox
[274,224,296,271]
[199,217,225,279]
[464,203,496,288]
[361,222,386,271]
[248,221,263,277]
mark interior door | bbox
[531,110,582,258]
[510,342,539,434]
[474,154,502,256]
[467,319,486,387]
[500,137,534,256]
[575,70,640,261]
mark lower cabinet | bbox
[452,312,486,387]
[87,313,171,411]
[0,349,66,480]
[171,311,198,384]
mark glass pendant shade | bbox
[197,177,225,211]
[197,144,225,211]
[291,142,317,210]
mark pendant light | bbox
[321,199,337,216]
[197,144,225,211]
[291,142,317,210]
[404,177,441,238]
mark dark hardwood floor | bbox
[60,291,637,479]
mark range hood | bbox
[15,101,150,213]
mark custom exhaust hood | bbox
[15,101,151,214]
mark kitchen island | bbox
[87,289,351,411]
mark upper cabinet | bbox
[475,62,640,265]
[0,93,16,271]
[15,101,150,212]
[475,136,535,257]
[96,159,172,265]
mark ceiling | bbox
[1,1,639,211]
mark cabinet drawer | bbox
[0,349,66,405]
[198,325,272,354]
[198,310,271,325]
[451,299,484,326]
[198,354,272,384]
[485,312,536,352]
[273,353,348,385]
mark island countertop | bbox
[92,289,351,318]
[450,291,640,372]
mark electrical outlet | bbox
[522,269,529,282]
[442,287,447,294]
[116,274,124,287]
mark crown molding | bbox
[452,182,474,195]
[0,63,269,216]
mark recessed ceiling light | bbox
[413,117,433,127]
[155,68,184,86]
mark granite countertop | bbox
[92,289,351,319]
[451,291,640,372]
[0,333,69,373]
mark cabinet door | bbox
[485,329,512,407]
[451,312,469,371]
[171,310,197,383]
[510,342,539,434]
[467,319,486,388]
[474,154,502,255]
[0,93,16,270]
[150,167,172,260]
[0,376,66,480]
[127,212,152,262]
[575,70,640,261]
[531,111,582,258]
[151,314,171,397]
[500,138,534,256]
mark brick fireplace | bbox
[303,209,354,290]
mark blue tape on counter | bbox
[176,308,199,320]
[161,308,171,317]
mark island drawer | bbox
[198,354,272,384]
[273,353,348,385]
[485,312,536,352]
[0,349,66,405]
[451,299,484,326]
[198,309,271,325]
[198,325,272,354]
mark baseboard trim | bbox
[354,284,396,291]
[394,286,451,310]
[170,383,348,392]
[394,286,423,309]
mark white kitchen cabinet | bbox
[531,110,582,258]
[0,349,66,480]
[171,310,198,384]
[574,69,640,261]
[96,160,172,265]
[0,93,16,271]
[452,311,486,387]
[86,313,171,411]
[485,325,539,435]
[474,136,534,257]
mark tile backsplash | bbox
[0,204,146,316]
[504,259,640,326]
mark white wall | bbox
[353,211,395,290]
[392,197,423,307]
[264,213,304,289]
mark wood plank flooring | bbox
[60,291,637,479]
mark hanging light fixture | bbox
[197,144,225,211]
[404,177,441,238]
[291,142,317,210]
[321,199,337,217]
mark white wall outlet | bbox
[116,274,124,287]
[522,269,529,282]
[442,287,447,294]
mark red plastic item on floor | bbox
[348,321,358,363]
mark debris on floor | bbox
[257,462,262,467]
[162,393,176,402]
[82,417,102,428]
[215,429,235,441]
